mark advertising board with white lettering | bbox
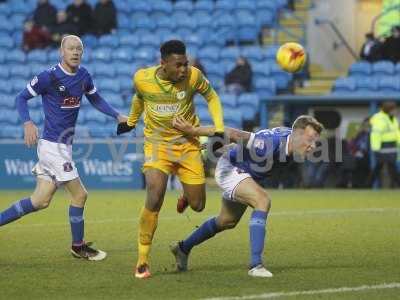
[0,140,144,189]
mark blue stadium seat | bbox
[254,78,277,98]
[194,0,214,14]
[215,13,236,30]
[238,92,260,106]
[252,63,271,77]
[11,78,26,92]
[27,50,47,64]
[237,0,256,10]
[372,61,395,75]
[174,12,197,29]
[118,14,131,30]
[10,64,30,79]
[0,4,11,15]
[48,50,60,62]
[377,76,400,92]
[94,63,116,77]
[256,0,279,11]
[0,49,5,64]
[30,63,48,76]
[219,93,237,108]
[140,34,162,48]
[238,27,258,43]
[224,107,242,125]
[118,76,133,95]
[149,11,169,20]
[263,45,279,60]
[91,48,112,61]
[0,80,13,94]
[355,77,378,92]
[174,1,193,13]
[0,65,10,78]
[197,46,220,61]
[130,1,152,13]
[111,47,133,62]
[156,16,176,29]
[0,35,14,49]
[98,35,119,48]
[256,9,275,27]
[186,46,199,58]
[119,34,140,47]
[238,103,257,121]
[0,125,23,138]
[96,78,121,93]
[155,28,174,41]
[236,10,258,27]
[215,0,235,11]
[186,34,203,48]
[6,49,26,63]
[241,47,264,61]
[134,17,156,30]
[203,62,225,77]
[193,11,213,28]
[219,47,241,60]
[132,46,156,63]
[10,13,26,28]
[0,94,14,109]
[207,75,224,90]
[269,64,292,89]
[176,28,193,40]
[0,108,19,125]
[150,1,173,14]
[348,61,371,76]
[9,1,31,15]
[115,63,137,77]
[84,110,107,124]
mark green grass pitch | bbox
[1,189,399,300]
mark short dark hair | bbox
[160,40,186,59]
[292,115,323,134]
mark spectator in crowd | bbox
[348,118,371,188]
[22,19,51,51]
[189,56,206,76]
[359,32,383,62]
[66,0,93,36]
[258,26,271,46]
[33,0,57,31]
[369,101,400,188]
[92,0,117,36]
[224,56,252,94]
[50,11,78,46]
[381,25,400,62]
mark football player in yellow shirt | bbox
[118,40,225,279]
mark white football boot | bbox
[248,264,273,278]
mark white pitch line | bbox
[201,282,400,300]
[4,207,400,229]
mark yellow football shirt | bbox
[127,65,224,143]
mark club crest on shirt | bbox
[176,91,186,100]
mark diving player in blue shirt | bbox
[170,115,323,277]
[0,35,127,261]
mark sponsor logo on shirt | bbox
[154,103,180,115]
[61,96,81,109]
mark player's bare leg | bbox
[0,178,56,227]
[177,183,206,213]
[171,198,246,271]
[135,168,168,279]
[64,178,106,261]
[234,178,273,277]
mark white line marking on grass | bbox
[201,282,400,300]
[7,207,400,229]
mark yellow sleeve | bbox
[127,94,144,127]
[194,69,224,133]
[370,115,383,152]
[127,72,144,127]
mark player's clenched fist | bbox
[23,121,39,147]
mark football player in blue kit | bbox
[170,115,323,277]
[0,35,127,261]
